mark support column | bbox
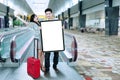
[78,0,82,15]
[105,0,113,7]
[105,0,119,35]
[62,12,64,21]
[105,6,119,35]
[68,8,71,29]
[79,14,86,28]
[4,6,9,28]
[58,15,60,20]
[78,1,86,29]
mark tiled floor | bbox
[1,29,120,80]
[0,33,83,80]
[0,62,83,80]
[65,29,120,80]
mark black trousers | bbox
[45,51,59,71]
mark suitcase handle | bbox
[34,38,39,58]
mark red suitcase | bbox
[27,38,40,79]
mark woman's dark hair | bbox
[30,14,36,22]
[45,8,52,13]
[30,14,40,26]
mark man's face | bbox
[45,11,53,20]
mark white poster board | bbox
[40,20,64,52]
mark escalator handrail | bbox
[0,28,30,62]
[10,29,33,62]
[10,30,29,62]
[64,33,78,62]
[0,27,28,39]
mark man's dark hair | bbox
[45,8,52,13]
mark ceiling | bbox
[1,0,72,16]
[2,0,50,15]
[26,0,50,15]
[7,0,33,15]
[48,0,70,15]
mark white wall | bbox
[72,16,79,29]
[71,12,79,29]
[83,3,105,14]
[113,0,120,16]
[86,10,105,28]
[113,0,120,6]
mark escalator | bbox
[0,27,83,80]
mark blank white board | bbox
[40,20,64,52]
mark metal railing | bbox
[60,33,78,62]
[0,27,33,63]
[0,28,29,61]
[10,29,34,63]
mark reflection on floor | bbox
[0,46,83,80]
[1,29,120,80]
[0,62,83,80]
[65,29,120,80]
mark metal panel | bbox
[70,4,79,15]
[83,3,105,14]
[64,10,68,18]
[82,0,104,10]
[48,0,72,15]
[0,3,14,15]
[9,9,14,15]
[8,0,33,14]
[0,0,33,15]
[113,0,120,6]
[86,10,105,20]
[105,6,119,35]
[113,0,120,15]
[60,14,62,20]
[71,12,79,18]
[48,0,55,7]
[0,12,5,16]
[0,3,7,13]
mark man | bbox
[44,8,59,74]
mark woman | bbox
[29,14,45,72]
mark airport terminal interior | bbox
[0,0,120,80]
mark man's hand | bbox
[62,26,64,29]
[39,26,42,30]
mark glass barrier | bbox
[61,33,78,62]
[10,29,34,62]
[0,27,30,62]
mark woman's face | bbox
[34,15,38,22]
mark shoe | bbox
[44,70,49,75]
[41,66,45,72]
[54,67,59,72]
[53,65,59,72]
